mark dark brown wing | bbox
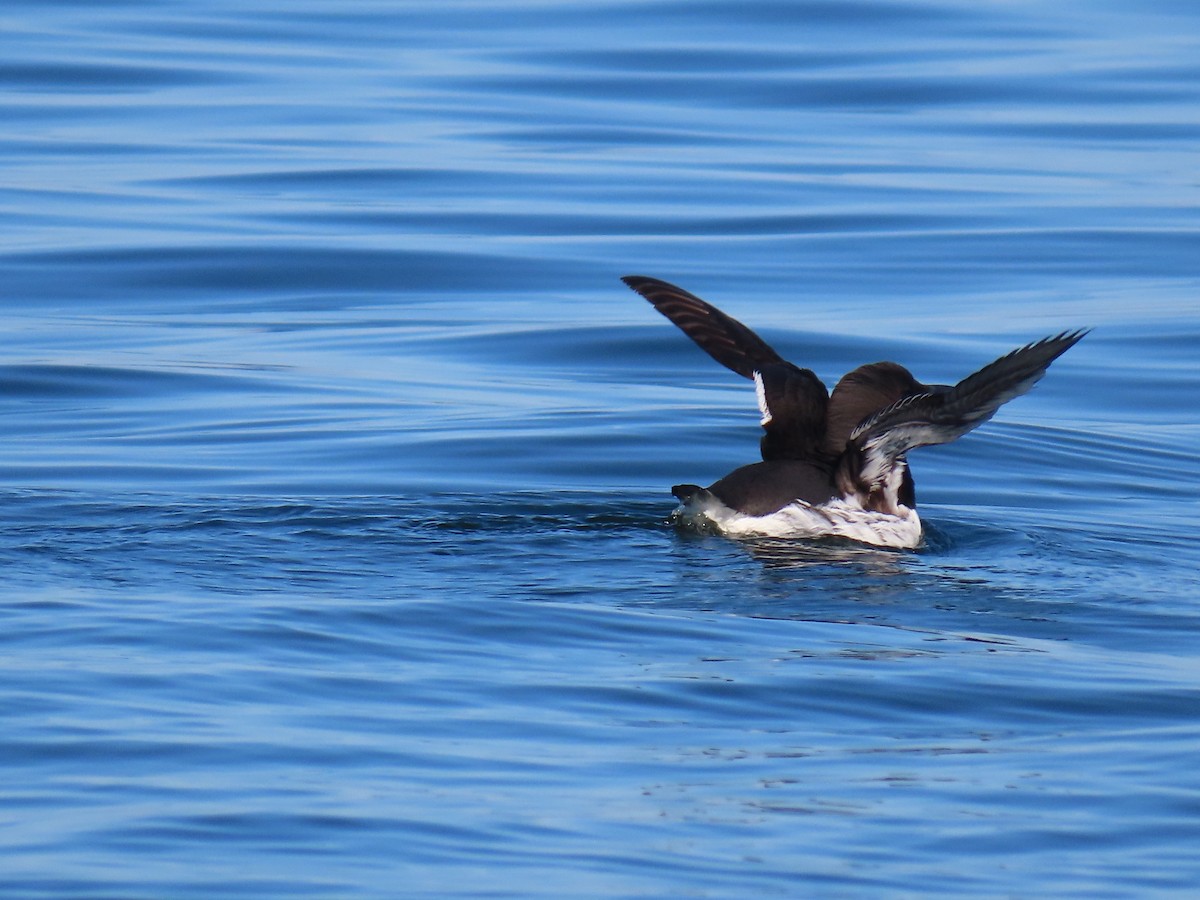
[623,275,830,461]
[846,330,1088,493]
[823,361,931,456]
[621,275,785,379]
[755,363,830,461]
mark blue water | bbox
[3,0,1200,895]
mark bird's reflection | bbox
[739,535,910,575]
[660,512,1045,633]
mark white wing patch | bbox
[753,370,772,425]
[859,422,947,489]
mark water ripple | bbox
[3,0,1200,894]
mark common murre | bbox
[622,275,1087,549]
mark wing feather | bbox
[850,330,1088,490]
[621,275,785,380]
[624,275,830,460]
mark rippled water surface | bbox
[3,1,1200,896]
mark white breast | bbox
[673,494,924,550]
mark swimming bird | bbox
[622,275,1086,549]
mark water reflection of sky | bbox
[2,0,1199,896]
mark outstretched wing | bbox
[754,362,830,461]
[621,275,784,379]
[848,330,1088,491]
[622,275,830,461]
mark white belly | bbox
[673,494,924,550]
